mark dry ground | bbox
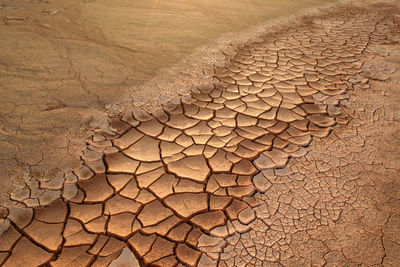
[0,1,399,267]
[0,0,334,206]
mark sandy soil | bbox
[0,1,399,266]
[0,0,337,206]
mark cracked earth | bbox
[1,1,400,267]
[0,0,335,206]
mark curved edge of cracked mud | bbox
[0,0,380,208]
[0,0,348,209]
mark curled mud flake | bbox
[1,237,53,267]
[24,220,64,251]
[167,155,210,182]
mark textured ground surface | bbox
[0,1,400,267]
[0,0,334,206]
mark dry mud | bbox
[0,1,400,267]
[0,0,337,206]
